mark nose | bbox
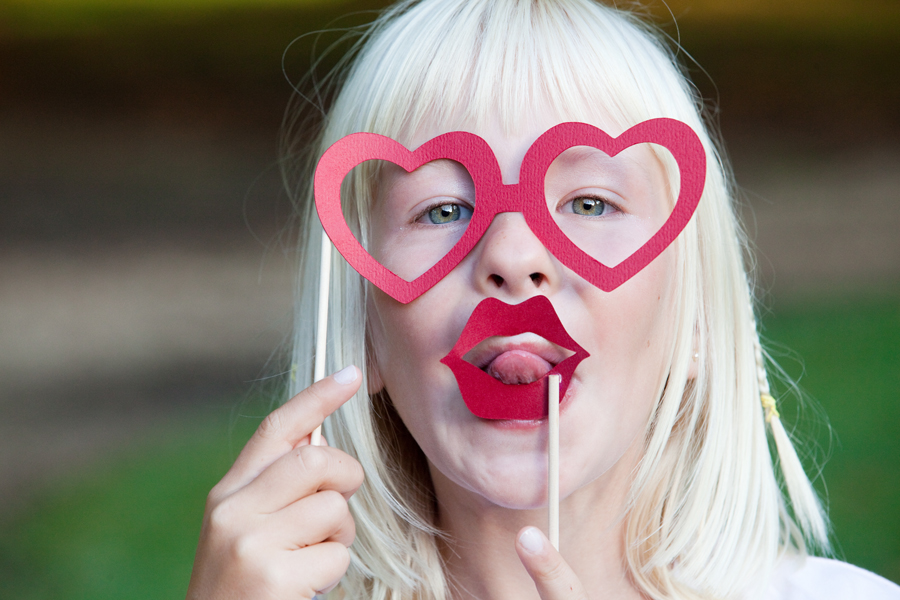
[472,212,559,298]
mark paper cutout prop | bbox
[440,296,589,420]
[314,118,706,303]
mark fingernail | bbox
[519,527,545,555]
[333,365,358,385]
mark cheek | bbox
[369,295,439,370]
[617,258,678,391]
[579,251,676,365]
[368,295,424,392]
[564,254,677,454]
[366,288,468,423]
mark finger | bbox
[272,489,357,549]
[284,541,351,599]
[217,366,360,495]
[295,434,329,448]
[516,527,589,600]
[234,444,364,513]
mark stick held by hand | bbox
[548,373,560,550]
[312,230,333,447]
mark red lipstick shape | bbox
[441,296,589,420]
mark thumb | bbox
[516,527,588,600]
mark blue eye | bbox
[427,203,472,224]
[571,196,610,216]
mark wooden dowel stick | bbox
[310,231,332,447]
[548,373,560,550]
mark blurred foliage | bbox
[2,0,897,39]
[654,0,900,40]
[1,0,897,147]
[0,0,393,129]
[0,295,898,598]
[0,0,358,39]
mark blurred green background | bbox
[0,0,898,597]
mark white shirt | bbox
[313,556,899,599]
[762,556,900,599]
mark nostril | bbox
[490,274,504,287]
[530,273,544,286]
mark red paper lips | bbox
[314,118,706,303]
[441,296,589,420]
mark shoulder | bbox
[761,555,900,600]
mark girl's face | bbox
[366,108,678,510]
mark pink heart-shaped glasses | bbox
[314,118,705,303]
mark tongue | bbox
[485,350,554,385]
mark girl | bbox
[187,1,900,598]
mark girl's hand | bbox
[186,366,365,600]
[516,527,590,600]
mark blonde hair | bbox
[282,1,829,598]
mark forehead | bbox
[406,101,625,147]
[395,109,667,192]
[402,106,635,185]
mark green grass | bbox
[0,294,897,598]
[0,406,265,600]
[762,292,900,583]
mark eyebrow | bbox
[545,145,631,186]
[379,159,476,202]
[550,145,622,169]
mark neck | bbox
[432,437,647,600]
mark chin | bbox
[461,459,552,510]
[476,485,549,510]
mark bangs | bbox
[334,0,695,145]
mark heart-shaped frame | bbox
[314,118,706,303]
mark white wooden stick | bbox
[548,373,560,550]
[310,230,332,447]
